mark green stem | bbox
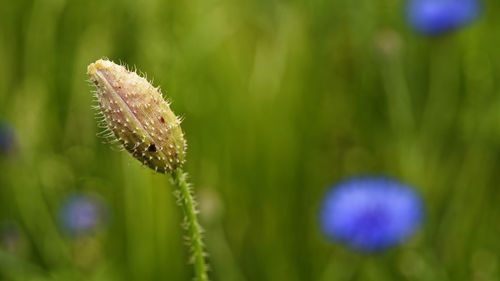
[172,169,209,281]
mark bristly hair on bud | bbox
[87,59,186,174]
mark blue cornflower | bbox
[59,194,105,237]
[319,177,423,252]
[406,0,480,36]
[0,121,16,155]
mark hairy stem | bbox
[172,169,209,281]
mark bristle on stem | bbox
[172,169,209,281]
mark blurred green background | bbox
[1,0,500,280]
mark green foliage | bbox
[1,0,500,280]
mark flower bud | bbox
[87,59,186,173]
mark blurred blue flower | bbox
[0,221,22,253]
[406,0,480,36]
[319,177,423,252]
[59,194,105,237]
[0,121,16,155]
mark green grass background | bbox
[1,0,500,280]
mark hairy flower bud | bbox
[87,59,186,173]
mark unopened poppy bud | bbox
[87,59,186,173]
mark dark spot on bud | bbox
[148,144,157,152]
[160,117,165,123]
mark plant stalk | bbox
[172,169,209,281]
